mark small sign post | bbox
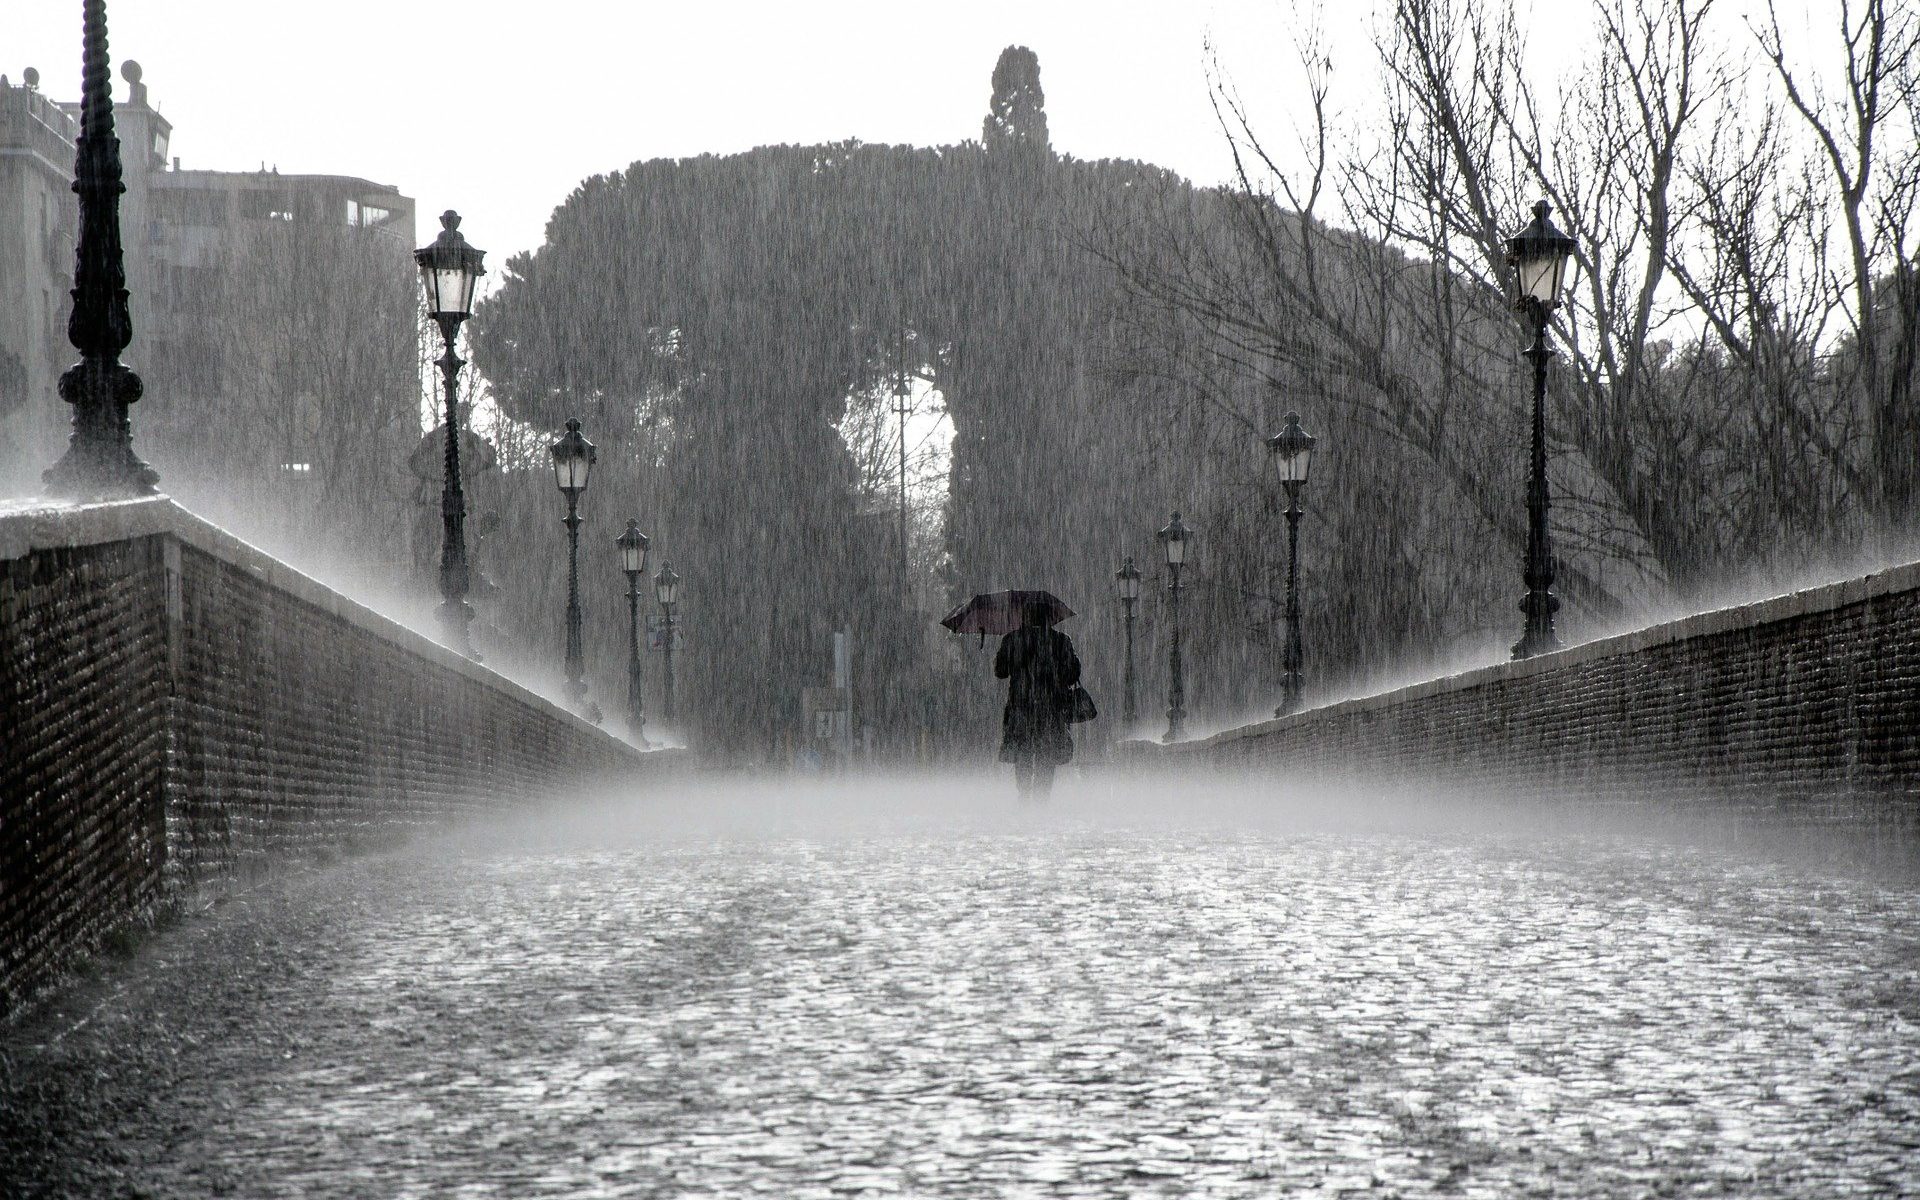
[801,684,852,770]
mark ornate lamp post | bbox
[617,519,651,746]
[1266,411,1316,716]
[44,0,160,500]
[1115,555,1142,726]
[550,418,596,710]
[1157,512,1192,743]
[654,562,681,723]
[1505,199,1578,660]
[413,210,486,656]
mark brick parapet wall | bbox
[2,497,665,1015]
[1123,561,1920,831]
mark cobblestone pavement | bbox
[4,777,1918,1198]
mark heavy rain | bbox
[2,0,1918,1196]
[6,777,1920,1197]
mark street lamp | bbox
[414,210,486,656]
[550,417,595,710]
[617,519,651,746]
[1505,198,1577,660]
[1266,411,1316,716]
[44,0,160,500]
[654,562,681,723]
[1115,555,1142,727]
[1157,512,1192,742]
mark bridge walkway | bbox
[3,779,1916,1197]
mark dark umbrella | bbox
[941,590,1075,646]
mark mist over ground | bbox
[5,768,1914,1197]
[466,769,1920,878]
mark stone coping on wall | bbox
[1129,555,1920,758]
[0,494,650,764]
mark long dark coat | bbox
[994,626,1081,766]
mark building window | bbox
[347,199,395,229]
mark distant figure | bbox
[994,598,1081,800]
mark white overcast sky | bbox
[11,0,1824,272]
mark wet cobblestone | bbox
[4,780,1918,1197]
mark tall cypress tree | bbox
[982,46,1049,152]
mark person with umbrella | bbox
[940,590,1088,800]
[992,596,1081,800]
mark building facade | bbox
[0,69,78,486]
[0,60,415,499]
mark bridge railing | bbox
[1123,559,1920,834]
[1,497,663,1016]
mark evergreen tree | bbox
[982,46,1049,152]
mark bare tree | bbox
[1755,0,1920,531]
[1104,0,1920,664]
